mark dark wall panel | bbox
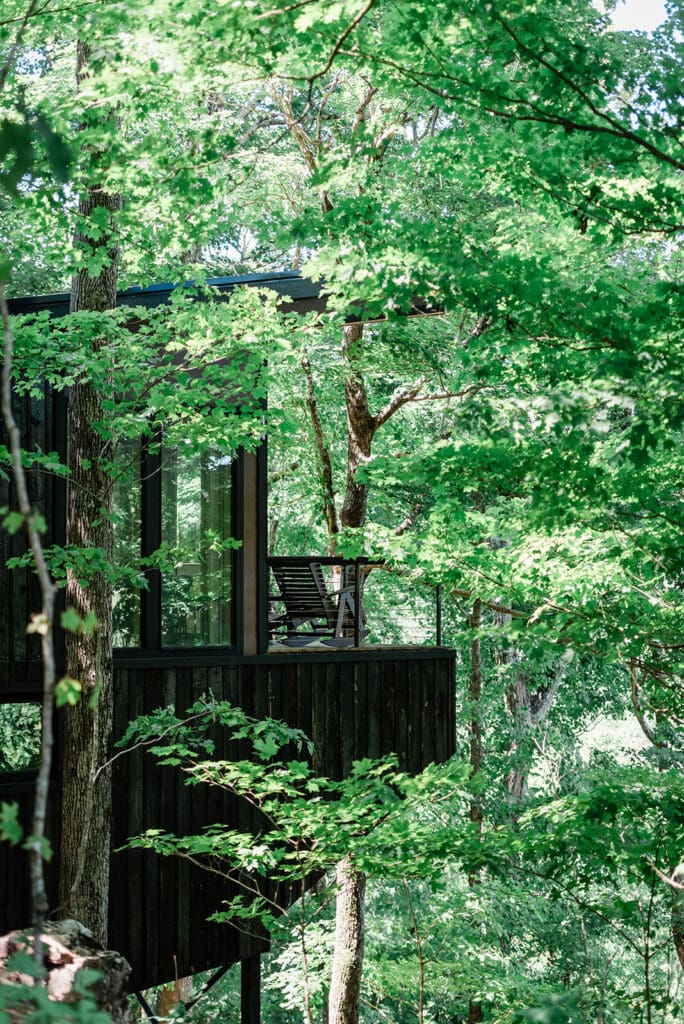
[0,385,64,697]
[110,651,455,988]
[3,650,454,990]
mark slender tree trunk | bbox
[328,855,366,1024]
[58,37,121,945]
[672,863,684,972]
[301,345,339,550]
[340,323,373,532]
[1,289,59,958]
[467,599,484,1024]
[468,598,483,832]
[504,674,532,802]
[325,323,374,1017]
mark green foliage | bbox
[122,698,469,928]
[1,1,683,1019]
[514,992,585,1024]
[0,703,41,772]
[60,608,97,636]
[0,105,72,195]
[55,677,82,708]
[0,802,23,844]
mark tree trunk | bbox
[302,345,339,550]
[467,599,484,1023]
[340,323,373,532]
[468,598,483,831]
[672,863,684,972]
[58,377,115,943]
[328,855,366,1024]
[504,674,532,802]
[58,36,121,946]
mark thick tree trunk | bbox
[328,855,366,1024]
[502,646,566,802]
[58,376,115,943]
[58,37,121,945]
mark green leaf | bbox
[0,802,23,845]
[60,607,98,636]
[2,510,25,535]
[23,833,52,861]
[55,676,82,707]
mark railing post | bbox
[354,559,362,647]
[241,955,261,1024]
[436,585,442,646]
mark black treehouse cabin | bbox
[0,272,456,1003]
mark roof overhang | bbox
[7,270,442,322]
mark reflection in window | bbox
[112,440,142,647]
[0,703,41,772]
[161,447,232,646]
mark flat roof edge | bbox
[7,270,323,317]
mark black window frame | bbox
[113,435,240,656]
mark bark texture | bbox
[69,41,122,316]
[492,600,565,802]
[302,345,339,548]
[328,855,366,1024]
[672,863,684,972]
[58,37,120,946]
[467,599,483,1023]
[340,323,373,532]
[468,598,483,829]
[58,374,114,943]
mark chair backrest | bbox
[271,561,337,629]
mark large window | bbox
[112,440,142,647]
[113,442,234,649]
[161,448,232,646]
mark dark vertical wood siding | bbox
[107,650,455,988]
[1,649,455,990]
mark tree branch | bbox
[1,283,58,962]
[629,658,657,746]
[305,0,376,93]
[372,377,424,429]
[0,0,40,94]
[373,382,488,430]
[355,51,684,172]
[394,502,423,536]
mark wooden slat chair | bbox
[269,561,362,646]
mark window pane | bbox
[161,447,232,647]
[112,439,142,647]
[0,703,41,772]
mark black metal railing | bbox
[267,556,443,648]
